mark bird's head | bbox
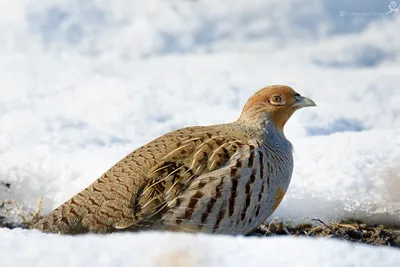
[239,85,316,131]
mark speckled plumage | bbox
[32,85,316,235]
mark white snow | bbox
[1,0,400,266]
[1,228,400,267]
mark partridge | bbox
[32,85,316,235]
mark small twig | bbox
[265,217,279,236]
[13,201,29,224]
[337,223,358,230]
[283,225,291,235]
[307,225,324,236]
[312,219,333,230]
[13,196,43,226]
[31,196,43,222]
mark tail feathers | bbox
[31,185,139,234]
[32,204,88,235]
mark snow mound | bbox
[1,229,400,267]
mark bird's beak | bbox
[294,96,317,108]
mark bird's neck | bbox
[261,120,292,150]
[237,113,289,146]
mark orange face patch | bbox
[272,186,286,211]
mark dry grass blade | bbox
[253,219,400,248]
[0,197,44,229]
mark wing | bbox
[159,140,262,234]
[132,128,250,228]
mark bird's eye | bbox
[270,95,283,105]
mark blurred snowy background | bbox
[0,0,400,230]
[1,0,400,266]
